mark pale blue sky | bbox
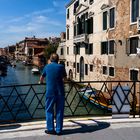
[0,0,69,48]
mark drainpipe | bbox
[74,43,77,80]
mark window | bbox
[101,41,108,54]
[60,48,63,55]
[74,45,80,54]
[67,28,69,40]
[131,0,139,22]
[130,37,138,54]
[109,40,114,54]
[88,17,93,34]
[109,8,115,28]
[67,9,69,19]
[103,66,108,75]
[67,47,69,55]
[89,0,94,4]
[76,14,93,35]
[74,24,76,36]
[103,11,107,30]
[109,67,114,76]
[90,65,93,72]
[73,62,76,68]
[81,15,86,34]
[85,44,93,54]
[74,0,79,14]
[67,62,69,66]
[130,69,138,81]
[77,17,81,35]
[77,63,79,73]
[85,64,88,75]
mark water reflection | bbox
[0,62,105,121]
[0,62,40,85]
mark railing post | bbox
[132,81,136,118]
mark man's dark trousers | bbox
[45,95,65,133]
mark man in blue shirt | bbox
[39,53,66,135]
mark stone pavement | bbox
[0,116,140,140]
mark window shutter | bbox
[106,42,108,54]
[90,17,93,33]
[126,38,130,55]
[103,11,107,30]
[85,20,88,34]
[138,38,140,48]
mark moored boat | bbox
[79,87,112,111]
[31,67,40,74]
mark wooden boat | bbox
[79,88,112,111]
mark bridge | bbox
[0,81,139,123]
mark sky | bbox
[0,0,70,48]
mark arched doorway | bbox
[69,69,73,80]
[80,56,84,81]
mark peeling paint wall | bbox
[109,0,140,81]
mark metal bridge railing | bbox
[0,81,140,123]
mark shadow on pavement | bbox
[62,120,110,135]
[0,124,21,131]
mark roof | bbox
[25,37,49,42]
[66,0,76,8]
[28,45,46,49]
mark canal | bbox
[0,61,40,85]
[0,62,105,122]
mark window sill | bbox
[129,54,137,56]
[109,75,115,78]
[109,27,115,31]
[130,22,137,26]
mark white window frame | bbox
[129,68,139,81]
[109,6,116,30]
[102,6,116,31]
[109,66,115,77]
[108,39,115,55]
[129,35,139,56]
[102,65,108,75]
[130,0,140,25]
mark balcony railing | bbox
[74,34,88,43]
[0,81,140,123]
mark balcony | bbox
[74,34,88,44]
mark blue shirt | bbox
[42,62,66,97]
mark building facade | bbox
[65,0,140,82]
[57,32,66,65]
